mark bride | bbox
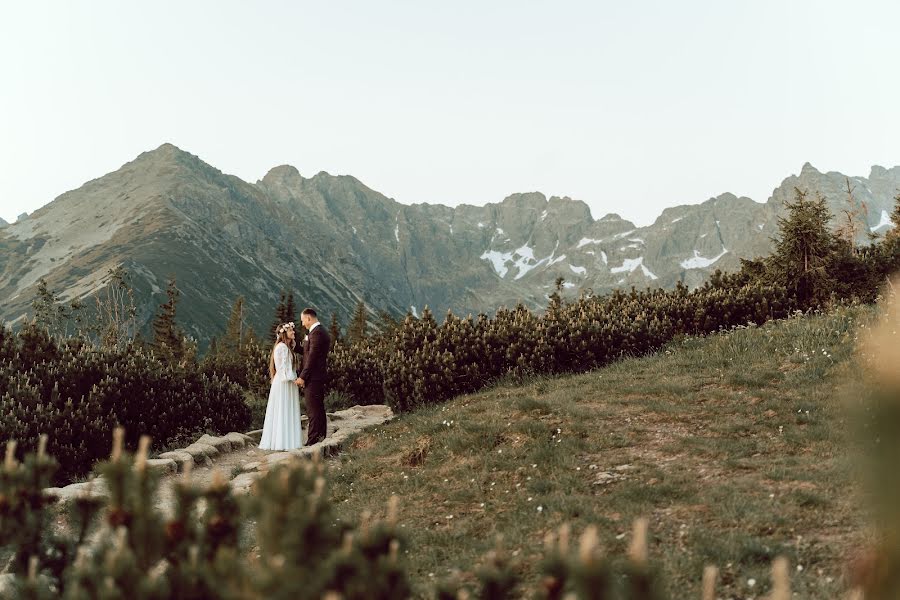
[259,321,303,450]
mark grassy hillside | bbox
[330,306,874,598]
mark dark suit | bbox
[299,323,331,445]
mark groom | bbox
[296,307,331,445]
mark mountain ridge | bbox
[1,143,896,346]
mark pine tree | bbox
[285,291,297,324]
[547,277,566,313]
[888,193,900,241]
[244,325,259,349]
[348,300,368,343]
[222,296,247,358]
[30,278,83,338]
[89,266,138,350]
[150,278,184,363]
[329,312,342,349]
[205,336,219,363]
[269,291,288,340]
[770,188,837,305]
[377,310,401,337]
[31,278,61,334]
[835,177,866,253]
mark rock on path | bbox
[45,405,394,518]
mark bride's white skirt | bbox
[259,381,303,450]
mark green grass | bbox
[329,306,874,598]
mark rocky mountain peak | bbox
[129,143,222,182]
[869,164,900,181]
[869,165,888,178]
[260,164,303,185]
[498,192,548,210]
[547,196,593,222]
[800,162,820,176]
[136,142,191,163]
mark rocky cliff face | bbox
[0,144,896,345]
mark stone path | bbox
[46,405,394,517]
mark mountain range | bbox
[1,144,897,346]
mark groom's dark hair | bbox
[302,308,317,318]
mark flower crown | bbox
[275,322,295,339]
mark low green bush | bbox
[0,324,251,484]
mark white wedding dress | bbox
[259,342,303,450]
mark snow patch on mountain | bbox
[680,247,729,270]
[612,229,637,240]
[871,210,894,232]
[569,264,586,275]
[511,245,547,280]
[481,243,554,280]
[610,256,657,280]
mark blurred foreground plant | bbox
[850,277,900,598]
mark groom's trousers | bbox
[304,380,327,445]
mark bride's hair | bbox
[268,327,297,379]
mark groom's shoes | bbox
[306,435,325,446]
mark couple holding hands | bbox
[259,308,331,451]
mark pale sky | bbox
[2,1,899,226]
